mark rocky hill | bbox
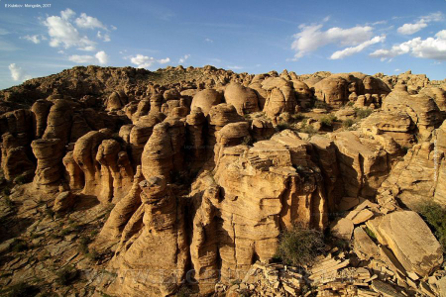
[0,66,445,296]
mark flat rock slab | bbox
[331,218,354,240]
[366,211,443,277]
[352,209,374,225]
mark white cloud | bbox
[61,8,75,20]
[69,51,109,65]
[9,63,31,81]
[178,54,190,63]
[291,24,374,59]
[43,8,96,51]
[111,25,117,30]
[330,35,386,59]
[129,54,170,68]
[397,12,444,35]
[370,30,446,61]
[131,55,155,68]
[68,54,96,63]
[397,21,427,35]
[0,28,9,35]
[158,57,170,64]
[22,35,41,44]
[75,13,107,30]
[227,65,243,70]
[97,31,111,42]
[422,12,444,23]
[95,51,108,65]
[205,38,213,43]
[394,68,401,72]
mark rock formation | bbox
[0,66,444,297]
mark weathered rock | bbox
[94,166,144,250]
[141,122,174,181]
[331,218,354,240]
[377,121,446,207]
[111,175,188,296]
[332,131,390,198]
[0,132,35,181]
[313,76,348,108]
[224,82,260,115]
[366,211,443,277]
[382,84,442,141]
[42,99,74,144]
[31,99,52,138]
[31,138,65,188]
[190,89,222,115]
[53,191,76,212]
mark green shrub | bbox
[11,239,29,253]
[78,236,91,254]
[320,114,338,127]
[300,125,317,136]
[355,108,372,119]
[0,281,38,297]
[314,101,329,109]
[342,119,355,128]
[292,113,305,122]
[364,227,377,241]
[2,195,15,209]
[416,200,446,251]
[347,101,354,107]
[276,122,291,131]
[276,225,325,267]
[56,266,79,286]
[241,135,253,145]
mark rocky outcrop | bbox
[377,121,446,207]
[110,175,188,296]
[31,138,65,189]
[224,82,260,115]
[190,89,222,116]
[382,84,442,141]
[331,131,392,198]
[261,77,297,119]
[313,76,349,108]
[366,211,443,277]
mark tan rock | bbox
[190,89,223,115]
[366,211,443,277]
[353,227,379,260]
[224,82,260,115]
[53,191,76,212]
[331,218,354,240]
[351,209,374,224]
[31,138,65,188]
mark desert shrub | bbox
[355,108,372,119]
[56,266,79,286]
[292,113,305,122]
[416,200,446,251]
[241,135,253,145]
[176,285,192,297]
[300,125,317,136]
[276,122,291,131]
[11,239,30,253]
[320,114,338,127]
[364,227,377,241]
[347,101,354,107]
[0,281,38,297]
[276,225,325,266]
[342,119,355,128]
[314,100,329,109]
[2,195,15,209]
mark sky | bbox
[0,0,445,90]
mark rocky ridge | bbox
[0,66,445,297]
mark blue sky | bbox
[0,0,445,89]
